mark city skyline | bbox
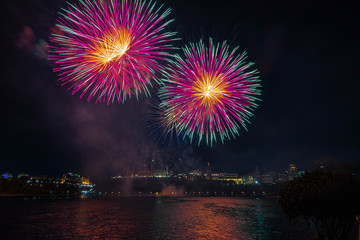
[1,162,305,188]
[3,159,344,185]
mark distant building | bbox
[210,172,239,180]
[61,172,77,183]
[288,164,299,181]
[261,171,275,184]
[188,170,202,180]
[34,175,48,180]
[240,167,261,185]
[244,175,255,185]
[176,173,187,179]
[211,173,221,180]
[220,173,238,178]
[274,172,287,183]
[289,164,297,172]
[218,177,243,185]
[80,176,91,185]
[1,173,13,179]
[61,172,92,186]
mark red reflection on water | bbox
[161,198,246,239]
[2,197,314,239]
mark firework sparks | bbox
[159,39,262,145]
[144,95,184,145]
[49,0,177,104]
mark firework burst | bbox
[159,39,262,145]
[144,95,185,145]
[49,0,177,104]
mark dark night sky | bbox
[1,0,359,180]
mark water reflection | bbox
[256,202,267,239]
[1,197,313,239]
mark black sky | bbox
[1,0,359,179]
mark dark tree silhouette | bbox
[279,170,360,240]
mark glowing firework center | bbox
[193,73,227,107]
[90,29,132,65]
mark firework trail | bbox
[49,0,177,104]
[144,95,185,145]
[159,39,262,146]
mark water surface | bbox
[1,197,314,239]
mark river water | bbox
[1,197,314,239]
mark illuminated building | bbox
[176,173,187,179]
[287,164,299,181]
[207,172,243,184]
[61,172,92,186]
[61,172,79,183]
[81,176,91,185]
[289,164,297,172]
[240,167,261,185]
[211,173,220,180]
[219,177,243,185]
[1,173,13,178]
[244,175,255,185]
[188,170,202,181]
[298,170,305,176]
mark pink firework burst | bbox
[159,39,262,146]
[49,0,177,104]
